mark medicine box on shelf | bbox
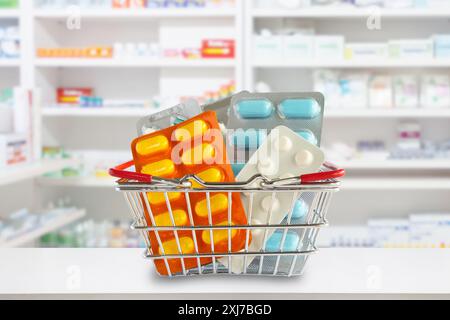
[314,35,345,60]
[0,133,30,169]
[433,35,450,59]
[282,34,314,60]
[344,43,388,61]
[253,34,283,61]
[388,39,434,60]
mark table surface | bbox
[1,248,450,299]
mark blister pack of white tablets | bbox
[225,92,324,176]
[136,99,202,135]
[220,126,325,274]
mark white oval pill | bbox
[257,159,277,176]
[275,136,293,152]
[295,150,314,168]
[260,195,280,214]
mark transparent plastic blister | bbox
[136,99,202,136]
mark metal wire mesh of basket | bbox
[110,161,344,277]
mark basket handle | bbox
[300,162,345,183]
[110,160,345,184]
[109,160,153,183]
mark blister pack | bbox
[136,99,202,136]
[225,92,324,175]
[221,126,325,273]
[132,111,250,276]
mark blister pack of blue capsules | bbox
[225,92,325,175]
[136,99,202,136]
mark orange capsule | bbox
[181,143,215,166]
[202,222,237,245]
[136,135,169,157]
[174,120,209,142]
[141,159,175,178]
[159,237,195,255]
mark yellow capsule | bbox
[147,192,182,206]
[159,237,195,255]
[154,209,188,227]
[141,159,175,177]
[202,222,237,245]
[135,135,169,157]
[174,120,209,142]
[181,143,215,166]
[191,168,224,188]
[195,194,228,218]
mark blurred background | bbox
[0,0,449,250]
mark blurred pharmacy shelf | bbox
[37,176,116,188]
[252,8,450,19]
[252,59,450,69]
[0,159,77,187]
[34,58,236,68]
[0,209,86,248]
[341,160,450,171]
[34,8,236,20]
[342,177,450,190]
[325,109,450,118]
[42,107,152,118]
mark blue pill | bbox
[278,99,321,119]
[235,99,274,119]
[231,129,267,149]
[231,163,245,176]
[290,199,309,220]
[265,231,300,252]
[296,130,318,146]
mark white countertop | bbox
[1,248,450,299]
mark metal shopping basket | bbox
[109,161,344,277]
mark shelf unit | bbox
[0,9,19,18]
[251,7,450,19]
[341,160,450,171]
[37,176,116,188]
[42,107,152,117]
[0,159,77,187]
[244,1,450,225]
[34,58,237,68]
[325,109,450,118]
[1,1,449,233]
[252,59,450,69]
[0,59,20,67]
[34,8,237,19]
[342,177,450,190]
[0,209,86,248]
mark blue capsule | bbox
[235,99,274,119]
[278,99,321,119]
[296,130,318,146]
[290,199,309,221]
[265,231,300,252]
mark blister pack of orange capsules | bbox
[131,111,250,276]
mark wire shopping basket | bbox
[110,161,344,277]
